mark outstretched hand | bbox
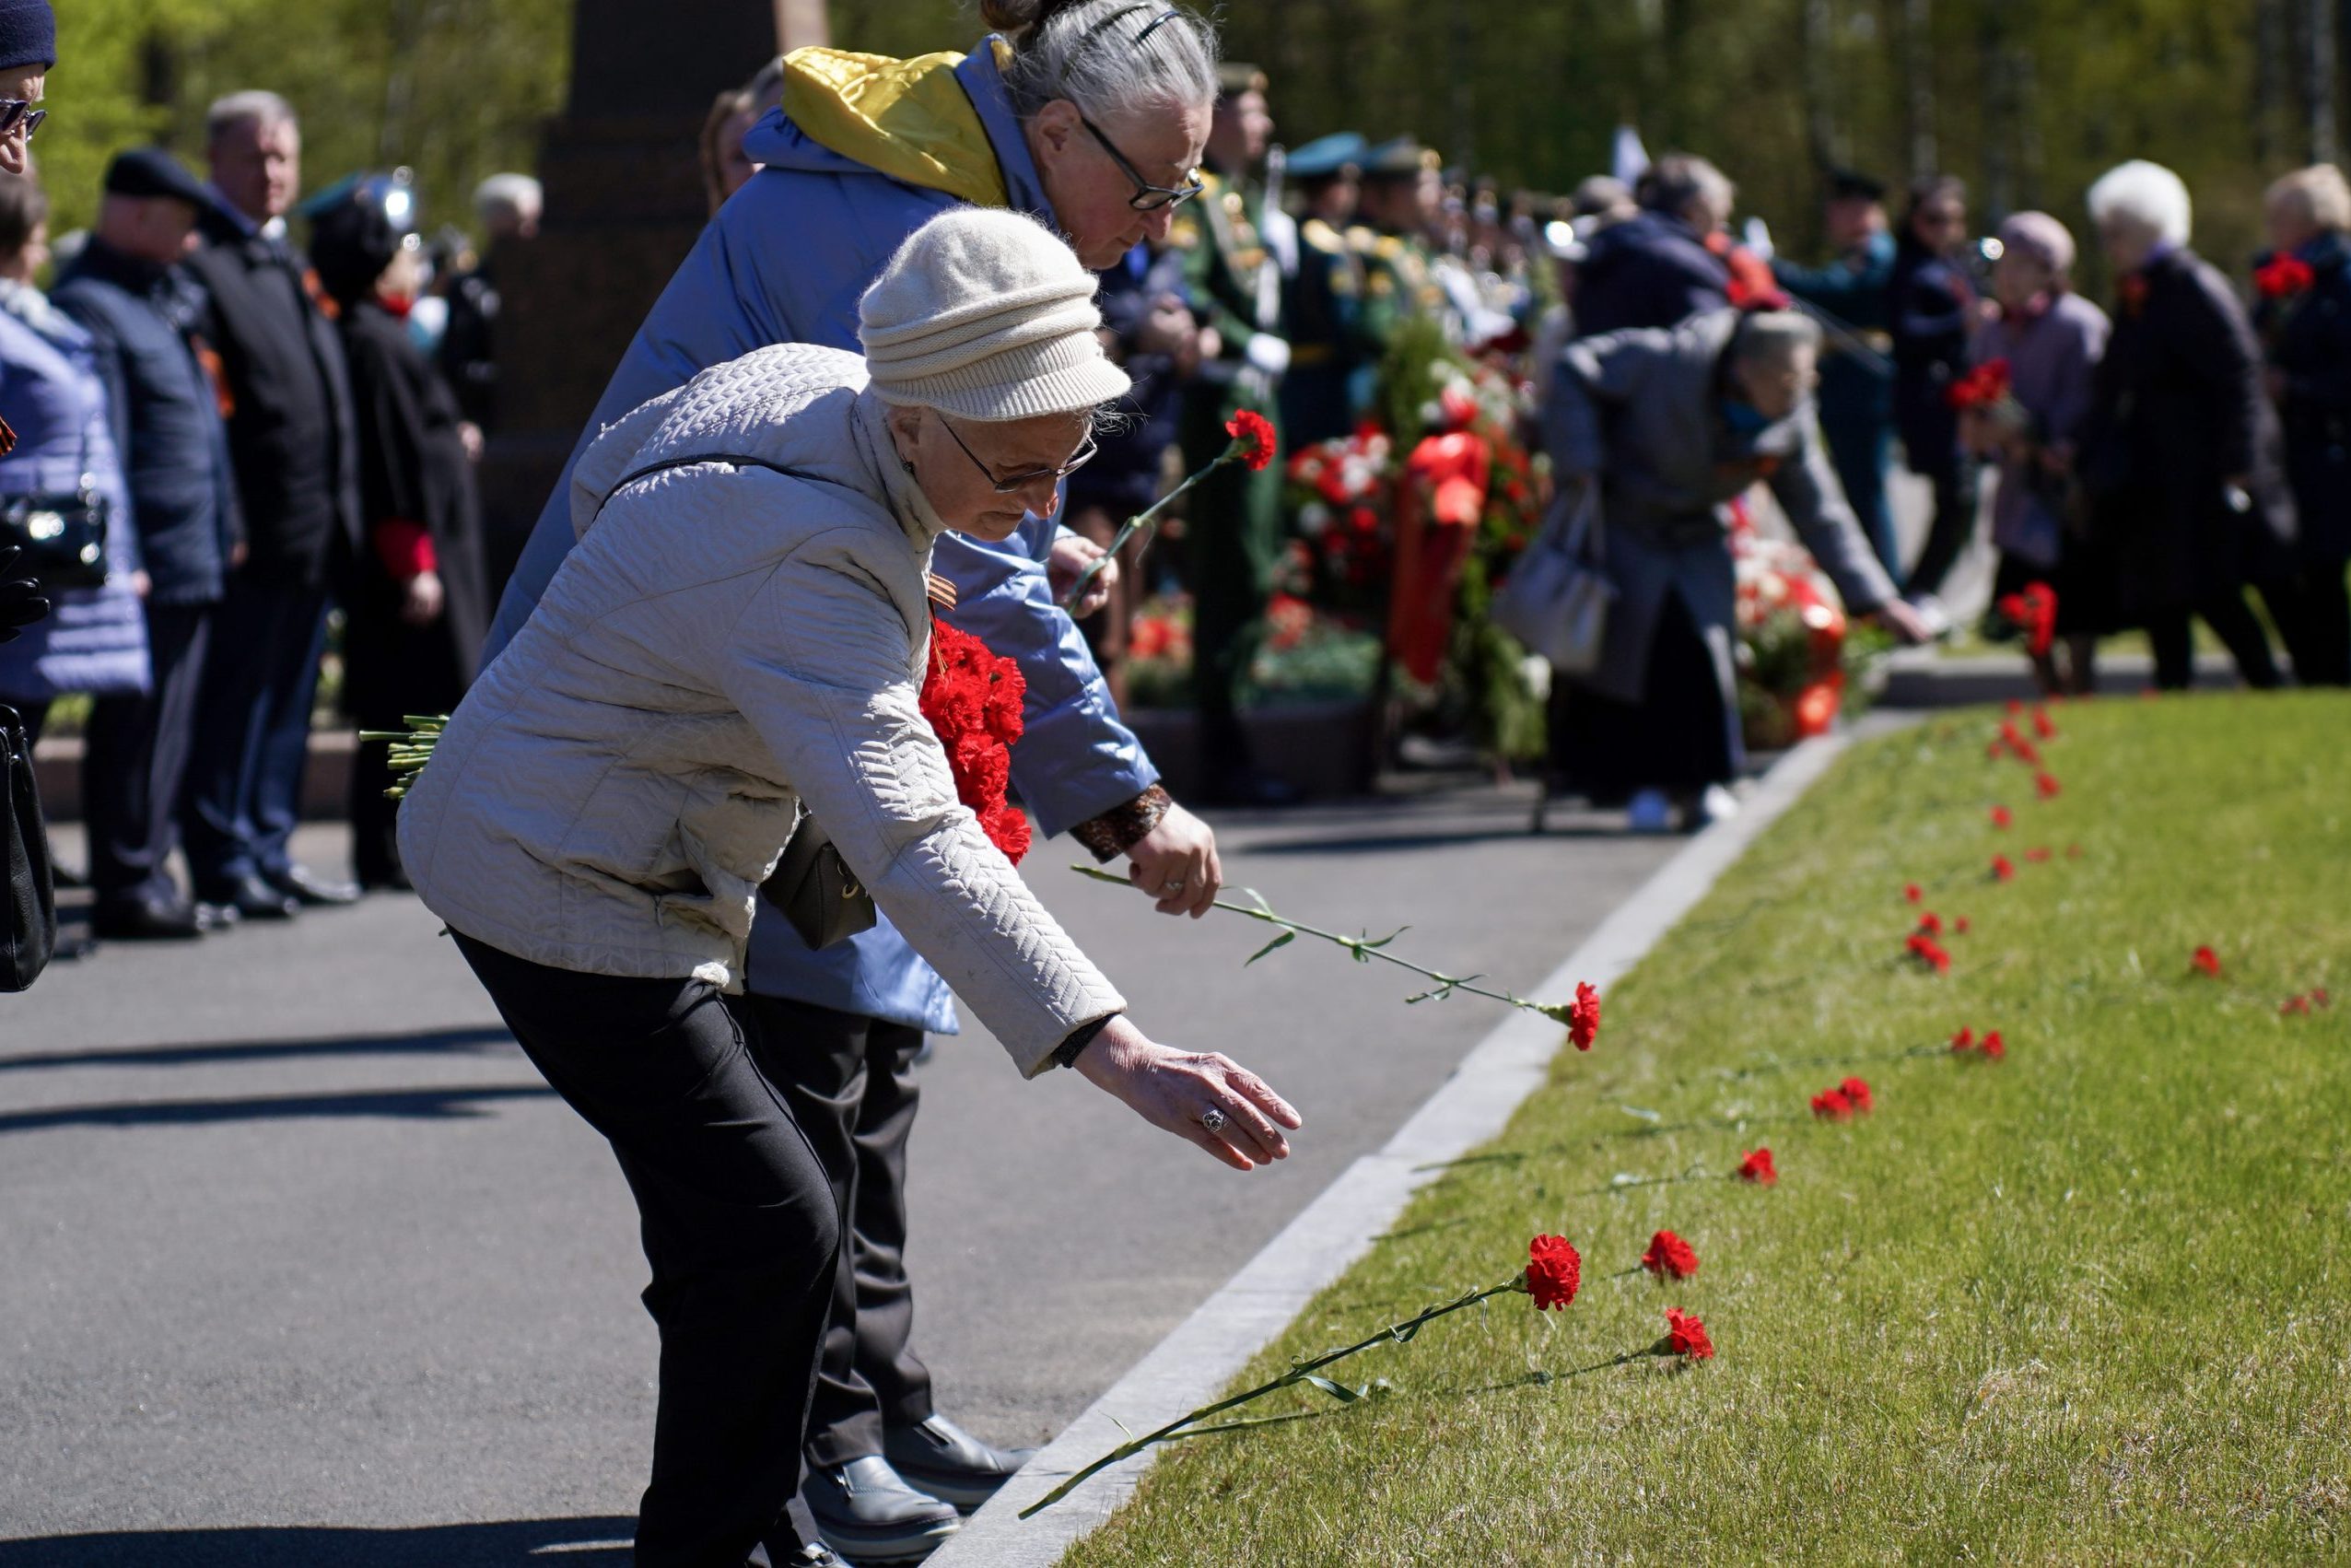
[1074,1016,1303,1171]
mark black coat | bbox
[1888,232,1975,468]
[435,255,500,432]
[337,300,489,720]
[183,212,360,590]
[2081,248,2298,614]
[2256,231,2351,568]
[52,240,243,607]
[1573,210,1730,337]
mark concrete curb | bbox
[930,722,1883,1567]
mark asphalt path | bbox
[0,788,1675,1565]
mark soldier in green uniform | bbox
[1279,131,1373,447]
[1177,62,1294,802]
[1351,135,1448,363]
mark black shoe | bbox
[194,874,299,922]
[90,895,205,942]
[801,1457,961,1563]
[884,1414,1037,1512]
[778,1546,849,1568]
[267,863,361,907]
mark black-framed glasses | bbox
[0,101,46,143]
[937,414,1099,494]
[1079,112,1202,213]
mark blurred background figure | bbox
[182,89,362,923]
[1277,131,1367,446]
[1572,152,1732,336]
[1775,169,1900,575]
[1543,309,1928,833]
[309,171,489,890]
[698,56,785,216]
[1963,210,2110,696]
[2254,164,2351,686]
[0,168,148,955]
[439,171,540,436]
[1888,175,1981,623]
[2081,159,2295,692]
[52,148,239,942]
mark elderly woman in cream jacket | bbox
[398,209,1302,1568]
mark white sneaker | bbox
[1692,784,1742,827]
[1627,789,1674,834]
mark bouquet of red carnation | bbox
[1997,580,2060,660]
[2255,253,2316,299]
[920,619,1030,863]
[1946,357,2014,413]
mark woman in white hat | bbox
[396,207,1303,1568]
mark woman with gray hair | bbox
[399,209,1302,1568]
[2079,159,2297,690]
[1962,211,2110,695]
[1543,307,1929,832]
[2254,164,2351,685]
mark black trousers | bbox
[2146,590,2285,691]
[734,994,934,1469]
[182,576,328,891]
[2266,565,2351,686]
[1902,456,1982,601]
[453,933,842,1568]
[82,601,211,903]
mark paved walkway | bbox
[0,789,1676,1563]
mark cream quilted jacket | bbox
[398,343,1125,1075]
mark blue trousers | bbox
[181,577,328,890]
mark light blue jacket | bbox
[481,42,1158,1033]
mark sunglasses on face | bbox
[937,414,1100,494]
[0,100,46,142]
[1079,112,1202,213]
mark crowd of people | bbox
[0,69,543,949]
[4,0,2350,1562]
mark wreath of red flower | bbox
[1224,408,1277,472]
[920,619,1031,863]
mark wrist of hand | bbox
[1071,1014,1150,1082]
[1070,783,1174,862]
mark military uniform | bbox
[1177,159,1289,796]
[1279,132,1374,446]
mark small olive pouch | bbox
[762,813,878,951]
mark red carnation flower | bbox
[2256,252,2316,298]
[1525,1234,1582,1310]
[1950,1024,1975,1051]
[1664,1305,1715,1360]
[1840,1076,1875,1112]
[1991,855,2016,883]
[2191,945,2222,977]
[1999,719,2026,751]
[2026,846,2053,863]
[1980,1029,2005,1059]
[1956,916,1971,934]
[1641,1229,1700,1281]
[1736,1147,1777,1185]
[2282,994,2311,1016]
[1917,910,1944,936]
[1991,805,2012,829]
[1811,1087,1854,1120]
[1568,981,1601,1051]
[922,620,1030,862]
[1223,409,1277,472]
[2006,699,2025,717]
[2032,708,2058,741]
[1905,932,1952,974]
[1904,883,1923,904]
[1986,741,2006,761]
[2036,771,2062,800]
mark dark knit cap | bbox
[0,0,54,73]
[103,147,211,209]
[308,171,417,305]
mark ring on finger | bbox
[1199,1106,1228,1134]
[1165,878,1187,894]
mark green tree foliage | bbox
[40,0,570,244]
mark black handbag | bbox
[0,418,111,590]
[760,812,877,951]
[2,703,55,991]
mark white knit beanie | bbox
[858,208,1131,422]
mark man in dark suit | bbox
[53,149,243,940]
[181,89,362,919]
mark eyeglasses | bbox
[937,414,1099,494]
[1079,112,1203,214]
[0,100,46,143]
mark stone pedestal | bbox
[479,0,828,560]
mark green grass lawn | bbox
[1061,692,2351,1566]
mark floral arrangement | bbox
[1945,357,2014,412]
[919,618,1030,863]
[2254,253,2315,299]
[1731,532,1854,749]
[1286,425,1395,618]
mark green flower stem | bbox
[1713,1043,1947,1081]
[1020,1273,1526,1517]
[1068,864,1578,1023]
[1059,439,1248,608]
